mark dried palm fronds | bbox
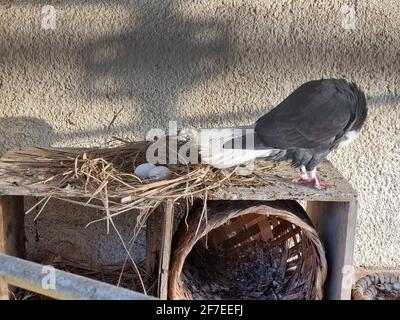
[353,273,400,300]
[0,140,280,295]
[0,141,277,229]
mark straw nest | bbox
[0,139,280,294]
[169,200,327,300]
[0,139,279,233]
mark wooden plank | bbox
[209,160,357,202]
[0,196,26,300]
[307,200,357,300]
[157,201,174,300]
[222,223,260,249]
[145,207,163,297]
[208,228,229,248]
[0,200,6,300]
[0,157,357,202]
[271,219,292,235]
[223,213,263,235]
[258,219,273,241]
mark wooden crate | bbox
[142,160,357,300]
[0,155,357,300]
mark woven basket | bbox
[169,200,327,300]
[353,273,400,300]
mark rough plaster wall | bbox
[24,198,145,265]
[0,1,399,267]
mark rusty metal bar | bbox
[0,254,156,300]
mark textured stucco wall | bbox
[0,1,399,267]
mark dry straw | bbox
[0,139,277,294]
[353,273,400,300]
[0,140,278,232]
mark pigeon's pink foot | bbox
[292,176,307,183]
[292,177,333,190]
[315,180,334,190]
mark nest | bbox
[0,140,279,295]
[169,200,327,300]
[0,141,282,239]
[352,273,400,300]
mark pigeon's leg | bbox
[303,168,333,190]
[292,167,333,190]
[292,165,308,183]
[307,168,324,190]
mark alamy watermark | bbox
[341,2,357,30]
[342,264,356,291]
[41,265,56,290]
[144,121,257,170]
[41,5,57,30]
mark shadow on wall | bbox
[0,0,399,148]
[82,1,233,130]
[0,116,55,156]
[0,0,236,148]
[0,0,235,135]
[79,0,399,129]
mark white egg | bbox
[134,163,156,178]
[149,166,171,181]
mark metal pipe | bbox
[0,254,157,300]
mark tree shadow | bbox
[0,116,55,156]
[0,0,398,144]
[81,1,233,131]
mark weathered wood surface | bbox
[145,201,175,299]
[210,160,357,202]
[157,201,174,300]
[0,196,26,300]
[0,147,356,202]
[0,147,358,301]
[307,201,357,300]
[145,211,161,280]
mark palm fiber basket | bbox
[353,273,400,300]
[169,200,327,300]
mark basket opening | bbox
[181,213,303,300]
[169,201,327,300]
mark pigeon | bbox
[199,79,368,189]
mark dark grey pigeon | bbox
[200,79,367,189]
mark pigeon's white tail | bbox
[184,126,280,169]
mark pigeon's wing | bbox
[255,80,352,149]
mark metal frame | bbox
[0,254,156,300]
